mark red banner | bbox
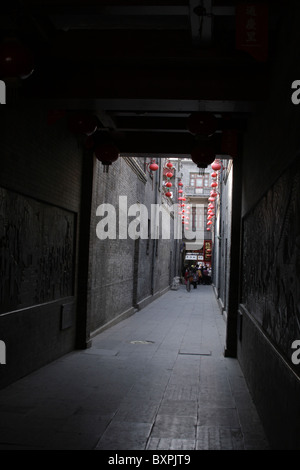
[236,3,269,62]
[221,129,238,158]
[204,240,212,262]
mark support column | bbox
[224,152,243,358]
[75,148,95,350]
[132,238,140,308]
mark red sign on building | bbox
[236,3,269,62]
[204,240,212,263]
[221,129,238,158]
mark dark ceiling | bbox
[1,0,282,157]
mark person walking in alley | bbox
[192,267,198,289]
[184,268,189,285]
[202,265,212,285]
[197,266,202,285]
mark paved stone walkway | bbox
[0,285,270,450]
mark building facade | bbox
[177,159,212,271]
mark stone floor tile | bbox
[197,407,240,427]
[114,401,159,423]
[151,415,197,439]
[163,384,199,401]
[242,431,270,450]
[196,427,244,450]
[146,437,196,450]
[158,399,198,418]
[95,421,152,450]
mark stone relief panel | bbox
[0,188,75,314]
[241,158,300,362]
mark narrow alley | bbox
[1,0,300,453]
[0,285,268,451]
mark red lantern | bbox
[211,182,218,188]
[0,38,34,79]
[208,203,214,209]
[94,142,119,167]
[165,191,172,198]
[68,112,98,136]
[187,112,218,135]
[149,161,159,171]
[178,181,183,187]
[178,197,184,201]
[210,190,218,198]
[166,171,173,178]
[211,160,222,171]
[178,189,183,193]
[166,161,173,169]
[211,172,217,178]
[191,143,215,168]
[207,220,213,225]
[208,197,215,202]
[165,181,172,188]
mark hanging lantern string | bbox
[163,163,174,197]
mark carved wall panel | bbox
[0,188,75,314]
[241,158,300,362]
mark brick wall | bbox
[89,156,179,335]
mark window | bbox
[190,172,209,188]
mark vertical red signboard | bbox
[236,3,269,62]
[221,129,238,158]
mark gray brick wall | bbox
[89,156,179,334]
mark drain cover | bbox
[130,340,155,344]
